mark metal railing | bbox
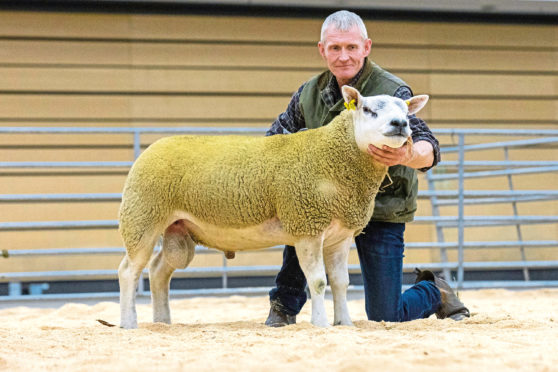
[1,126,557,301]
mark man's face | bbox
[318,25,372,86]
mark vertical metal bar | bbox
[457,134,466,288]
[8,282,22,296]
[504,147,530,281]
[426,170,451,280]
[133,131,141,160]
[222,254,228,289]
[137,276,145,296]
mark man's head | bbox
[318,10,372,87]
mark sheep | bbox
[118,86,429,329]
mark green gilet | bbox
[299,59,418,223]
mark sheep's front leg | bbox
[295,236,329,327]
[324,236,353,326]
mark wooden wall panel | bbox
[0,133,134,146]
[3,95,558,123]
[0,95,287,119]
[0,147,132,162]
[0,173,127,194]
[0,11,132,39]
[0,41,322,67]
[3,69,556,99]
[0,68,315,93]
[2,12,556,47]
[427,74,558,96]
[4,40,555,72]
[0,202,120,223]
[0,40,133,65]
[430,99,557,121]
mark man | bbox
[265,10,470,326]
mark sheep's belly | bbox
[173,212,294,250]
[172,212,354,251]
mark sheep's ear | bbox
[342,85,363,110]
[405,95,429,115]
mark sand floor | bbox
[0,289,557,372]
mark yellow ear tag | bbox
[344,99,356,111]
[405,100,411,106]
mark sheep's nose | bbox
[390,119,408,129]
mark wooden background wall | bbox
[0,10,556,275]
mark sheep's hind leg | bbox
[324,237,353,326]
[119,234,158,329]
[150,220,195,324]
[295,236,329,327]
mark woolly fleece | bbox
[119,110,387,251]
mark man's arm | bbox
[266,84,306,136]
[368,86,441,171]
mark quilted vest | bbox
[299,60,418,223]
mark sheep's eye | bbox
[363,106,377,118]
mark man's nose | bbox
[339,48,350,60]
[389,119,408,129]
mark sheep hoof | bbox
[334,320,354,327]
[119,320,138,329]
[224,251,235,259]
[312,319,331,328]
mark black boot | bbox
[415,268,470,321]
[264,300,296,327]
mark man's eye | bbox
[363,107,377,118]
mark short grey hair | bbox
[320,10,368,43]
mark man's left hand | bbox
[367,141,414,167]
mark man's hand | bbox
[368,140,434,169]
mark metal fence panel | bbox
[1,127,557,299]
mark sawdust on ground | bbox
[0,289,557,372]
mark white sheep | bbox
[118,86,428,329]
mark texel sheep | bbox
[118,86,428,329]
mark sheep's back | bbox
[126,132,310,229]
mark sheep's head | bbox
[341,85,429,152]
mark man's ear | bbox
[405,95,429,115]
[318,41,326,60]
[342,85,363,109]
[363,38,372,57]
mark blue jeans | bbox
[269,221,441,321]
